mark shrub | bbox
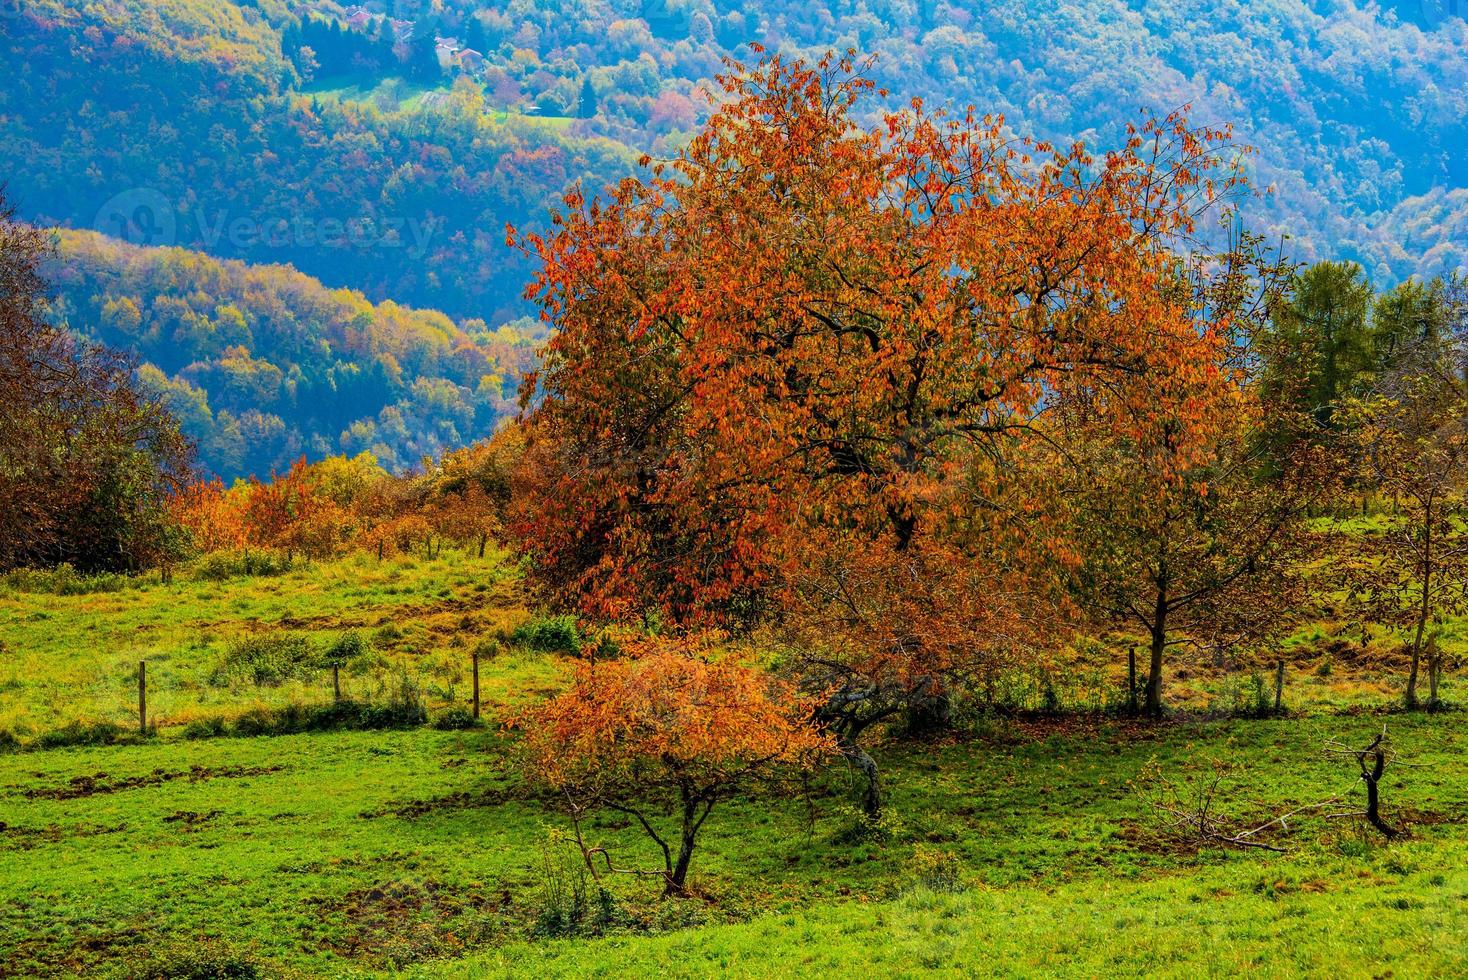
[32,720,131,750]
[186,682,427,739]
[181,716,229,740]
[831,803,905,845]
[432,707,478,731]
[192,551,291,582]
[533,837,621,938]
[116,937,262,979]
[0,728,19,753]
[323,630,371,668]
[373,622,405,647]
[213,632,318,686]
[511,614,582,654]
[0,563,129,596]
[907,844,965,892]
[471,636,503,662]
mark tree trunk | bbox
[1144,568,1169,719]
[1127,647,1138,716]
[1403,516,1438,707]
[1362,739,1398,838]
[1407,565,1431,710]
[905,680,951,734]
[478,532,487,558]
[839,737,881,819]
[665,788,711,896]
[667,827,696,896]
[1427,636,1442,709]
[1145,628,1166,719]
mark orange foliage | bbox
[516,634,832,894]
[171,478,249,554]
[511,50,1245,630]
[168,432,523,563]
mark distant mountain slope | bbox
[44,229,535,479]
[4,0,1465,481]
[4,0,1463,307]
[351,0,1468,281]
[0,0,638,323]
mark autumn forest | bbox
[2,2,1467,977]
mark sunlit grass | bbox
[0,548,529,735]
[1,714,1462,976]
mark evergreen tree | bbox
[375,21,399,71]
[407,35,441,83]
[1262,261,1375,430]
[577,76,597,118]
[463,14,488,53]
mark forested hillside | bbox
[2,0,1464,481]
[0,0,637,323]
[44,230,534,479]
[4,0,1465,301]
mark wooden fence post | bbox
[472,651,481,719]
[1127,647,1138,716]
[332,663,341,703]
[138,660,147,735]
[1274,659,1285,714]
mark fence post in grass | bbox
[1127,647,1138,716]
[1274,659,1285,715]
[471,650,481,720]
[138,660,147,735]
[332,663,341,703]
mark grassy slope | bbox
[2,554,1466,976]
[0,551,535,735]
[449,847,1468,978]
[303,76,577,132]
[2,546,1445,739]
[2,710,1464,976]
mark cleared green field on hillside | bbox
[1,556,1464,977]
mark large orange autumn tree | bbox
[511,50,1255,813]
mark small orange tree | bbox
[516,636,832,896]
[428,484,500,557]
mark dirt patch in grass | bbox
[162,809,224,828]
[313,878,510,967]
[1,923,152,979]
[0,820,128,850]
[1113,818,1206,857]
[19,764,283,800]
[358,783,535,820]
[260,594,510,635]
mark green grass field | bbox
[0,550,535,737]
[1,553,1465,977]
[302,77,576,132]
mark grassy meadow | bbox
[1,551,1465,977]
